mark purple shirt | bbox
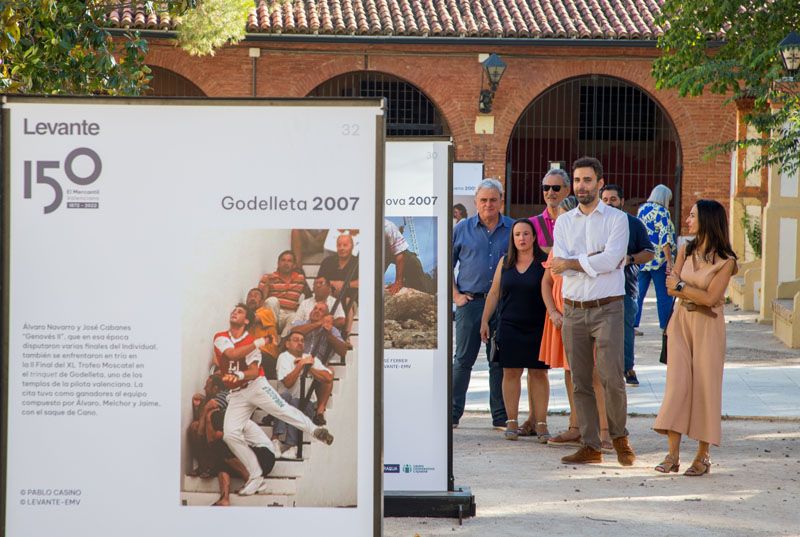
[528,208,556,248]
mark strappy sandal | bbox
[517,419,536,437]
[655,454,680,473]
[535,421,551,444]
[547,426,581,447]
[684,455,711,476]
[504,419,519,441]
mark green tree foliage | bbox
[0,0,257,94]
[653,0,800,174]
[176,0,253,56]
[1,0,151,95]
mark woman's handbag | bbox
[659,302,675,365]
[488,333,499,363]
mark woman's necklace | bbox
[693,249,714,267]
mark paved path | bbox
[385,414,800,537]
[464,293,800,418]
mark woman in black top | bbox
[480,218,549,441]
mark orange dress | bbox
[539,252,569,370]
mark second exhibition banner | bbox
[2,97,383,536]
[383,139,451,492]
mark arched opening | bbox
[308,72,449,137]
[145,65,206,97]
[506,75,682,219]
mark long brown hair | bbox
[685,199,738,262]
[504,218,545,269]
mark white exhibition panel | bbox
[453,162,483,195]
[383,140,450,492]
[4,99,381,536]
[453,162,483,221]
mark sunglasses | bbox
[542,185,562,192]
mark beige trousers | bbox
[562,299,628,450]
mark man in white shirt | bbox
[551,157,636,466]
[274,331,334,458]
[293,276,345,330]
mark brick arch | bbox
[495,61,731,165]
[304,69,452,137]
[503,73,684,218]
[146,65,206,97]
[294,63,457,138]
[142,48,216,96]
[496,68,689,166]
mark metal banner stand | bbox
[383,143,476,521]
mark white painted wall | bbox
[778,218,798,285]
[780,164,799,198]
[180,229,290,477]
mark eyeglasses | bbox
[542,185,562,192]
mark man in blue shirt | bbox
[600,185,654,386]
[452,178,513,428]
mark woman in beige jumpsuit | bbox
[653,200,737,476]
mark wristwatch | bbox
[627,255,635,266]
[675,280,686,292]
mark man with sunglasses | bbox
[529,169,572,253]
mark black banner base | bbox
[384,486,476,520]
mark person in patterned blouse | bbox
[635,185,676,333]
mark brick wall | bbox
[143,38,736,232]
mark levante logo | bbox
[23,147,102,214]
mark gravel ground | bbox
[385,412,800,537]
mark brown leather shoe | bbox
[612,436,636,466]
[560,445,602,464]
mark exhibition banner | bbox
[2,97,383,536]
[383,139,451,492]
[453,162,483,221]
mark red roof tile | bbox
[105,0,666,39]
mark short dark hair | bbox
[314,275,330,286]
[208,375,226,391]
[278,250,296,262]
[235,302,255,325]
[247,287,264,300]
[600,184,624,199]
[572,157,603,180]
[287,329,305,341]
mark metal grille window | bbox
[506,75,681,219]
[145,65,205,97]
[579,86,657,141]
[308,72,449,137]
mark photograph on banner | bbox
[383,217,438,350]
[181,228,359,508]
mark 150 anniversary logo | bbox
[23,147,102,214]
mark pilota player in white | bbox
[216,304,334,496]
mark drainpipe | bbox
[249,47,261,96]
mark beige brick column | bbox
[759,85,800,321]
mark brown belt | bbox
[680,300,718,318]
[563,295,624,309]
